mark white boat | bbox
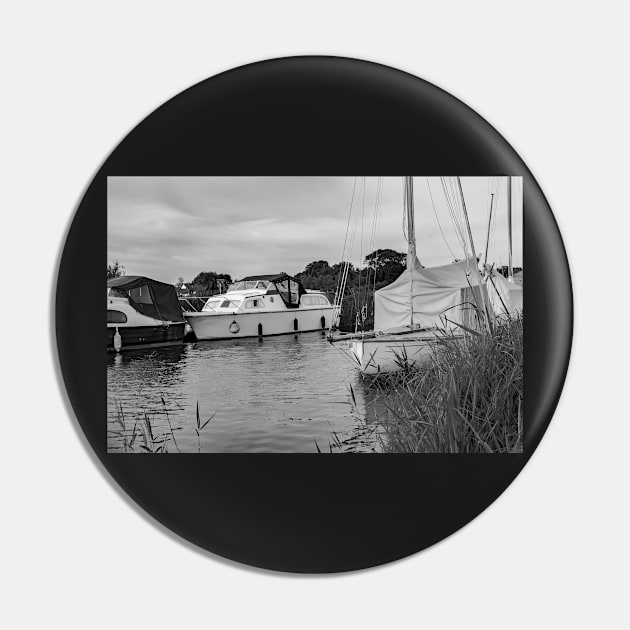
[334,257,490,374]
[184,274,337,340]
[330,177,522,374]
[107,275,186,352]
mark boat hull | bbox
[107,323,186,352]
[185,307,334,340]
[343,330,442,374]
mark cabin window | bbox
[202,299,222,312]
[244,298,264,309]
[220,299,242,309]
[107,288,127,299]
[301,294,330,306]
[107,310,128,324]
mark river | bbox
[107,332,383,453]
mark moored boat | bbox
[107,276,186,352]
[184,274,337,340]
[329,177,522,374]
[333,258,488,374]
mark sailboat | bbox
[329,177,522,374]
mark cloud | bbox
[108,176,523,283]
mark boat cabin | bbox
[107,275,185,324]
[201,273,328,313]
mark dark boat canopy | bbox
[107,276,184,322]
[238,273,306,309]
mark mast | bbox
[456,177,491,330]
[405,176,417,269]
[507,176,514,282]
[483,193,495,268]
[405,176,417,327]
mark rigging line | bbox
[345,215,359,288]
[372,177,383,296]
[344,216,359,284]
[364,177,378,304]
[335,214,358,312]
[426,178,457,260]
[449,177,465,236]
[444,176,464,241]
[357,177,366,305]
[346,215,361,330]
[452,179,470,255]
[368,176,381,258]
[334,177,358,305]
[366,177,382,291]
[490,176,504,264]
[491,181,499,264]
[441,177,467,253]
[341,176,358,263]
[483,190,496,266]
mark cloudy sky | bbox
[108,176,523,284]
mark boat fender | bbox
[257,323,263,337]
[293,318,298,332]
[229,320,240,334]
[320,316,326,329]
[113,326,122,352]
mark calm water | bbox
[107,332,383,453]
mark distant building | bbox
[176,283,195,297]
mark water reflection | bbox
[107,333,383,453]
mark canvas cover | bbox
[486,271,523,317]
[239,273,307,308]
[107,276,184,322]
[374,258,491,331]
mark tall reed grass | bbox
[368,314,523,453]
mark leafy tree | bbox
[303,260,331,276]
[189,271,233,295]
[107,260,125,280]
[364,248,406,283]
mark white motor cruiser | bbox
[184,274,337,340]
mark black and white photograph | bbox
[10,0,630,625]
[107,176,523,453]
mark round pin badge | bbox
[56,56,572,573]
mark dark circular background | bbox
[56,56,572,573]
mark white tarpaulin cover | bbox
[374,258,490,331]
[487,271,523,317]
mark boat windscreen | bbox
[202,298,223,311]
[228,280,270,292]
[274,276,304,308]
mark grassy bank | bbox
[368,315,523,453]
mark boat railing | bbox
[178,296,211,313]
